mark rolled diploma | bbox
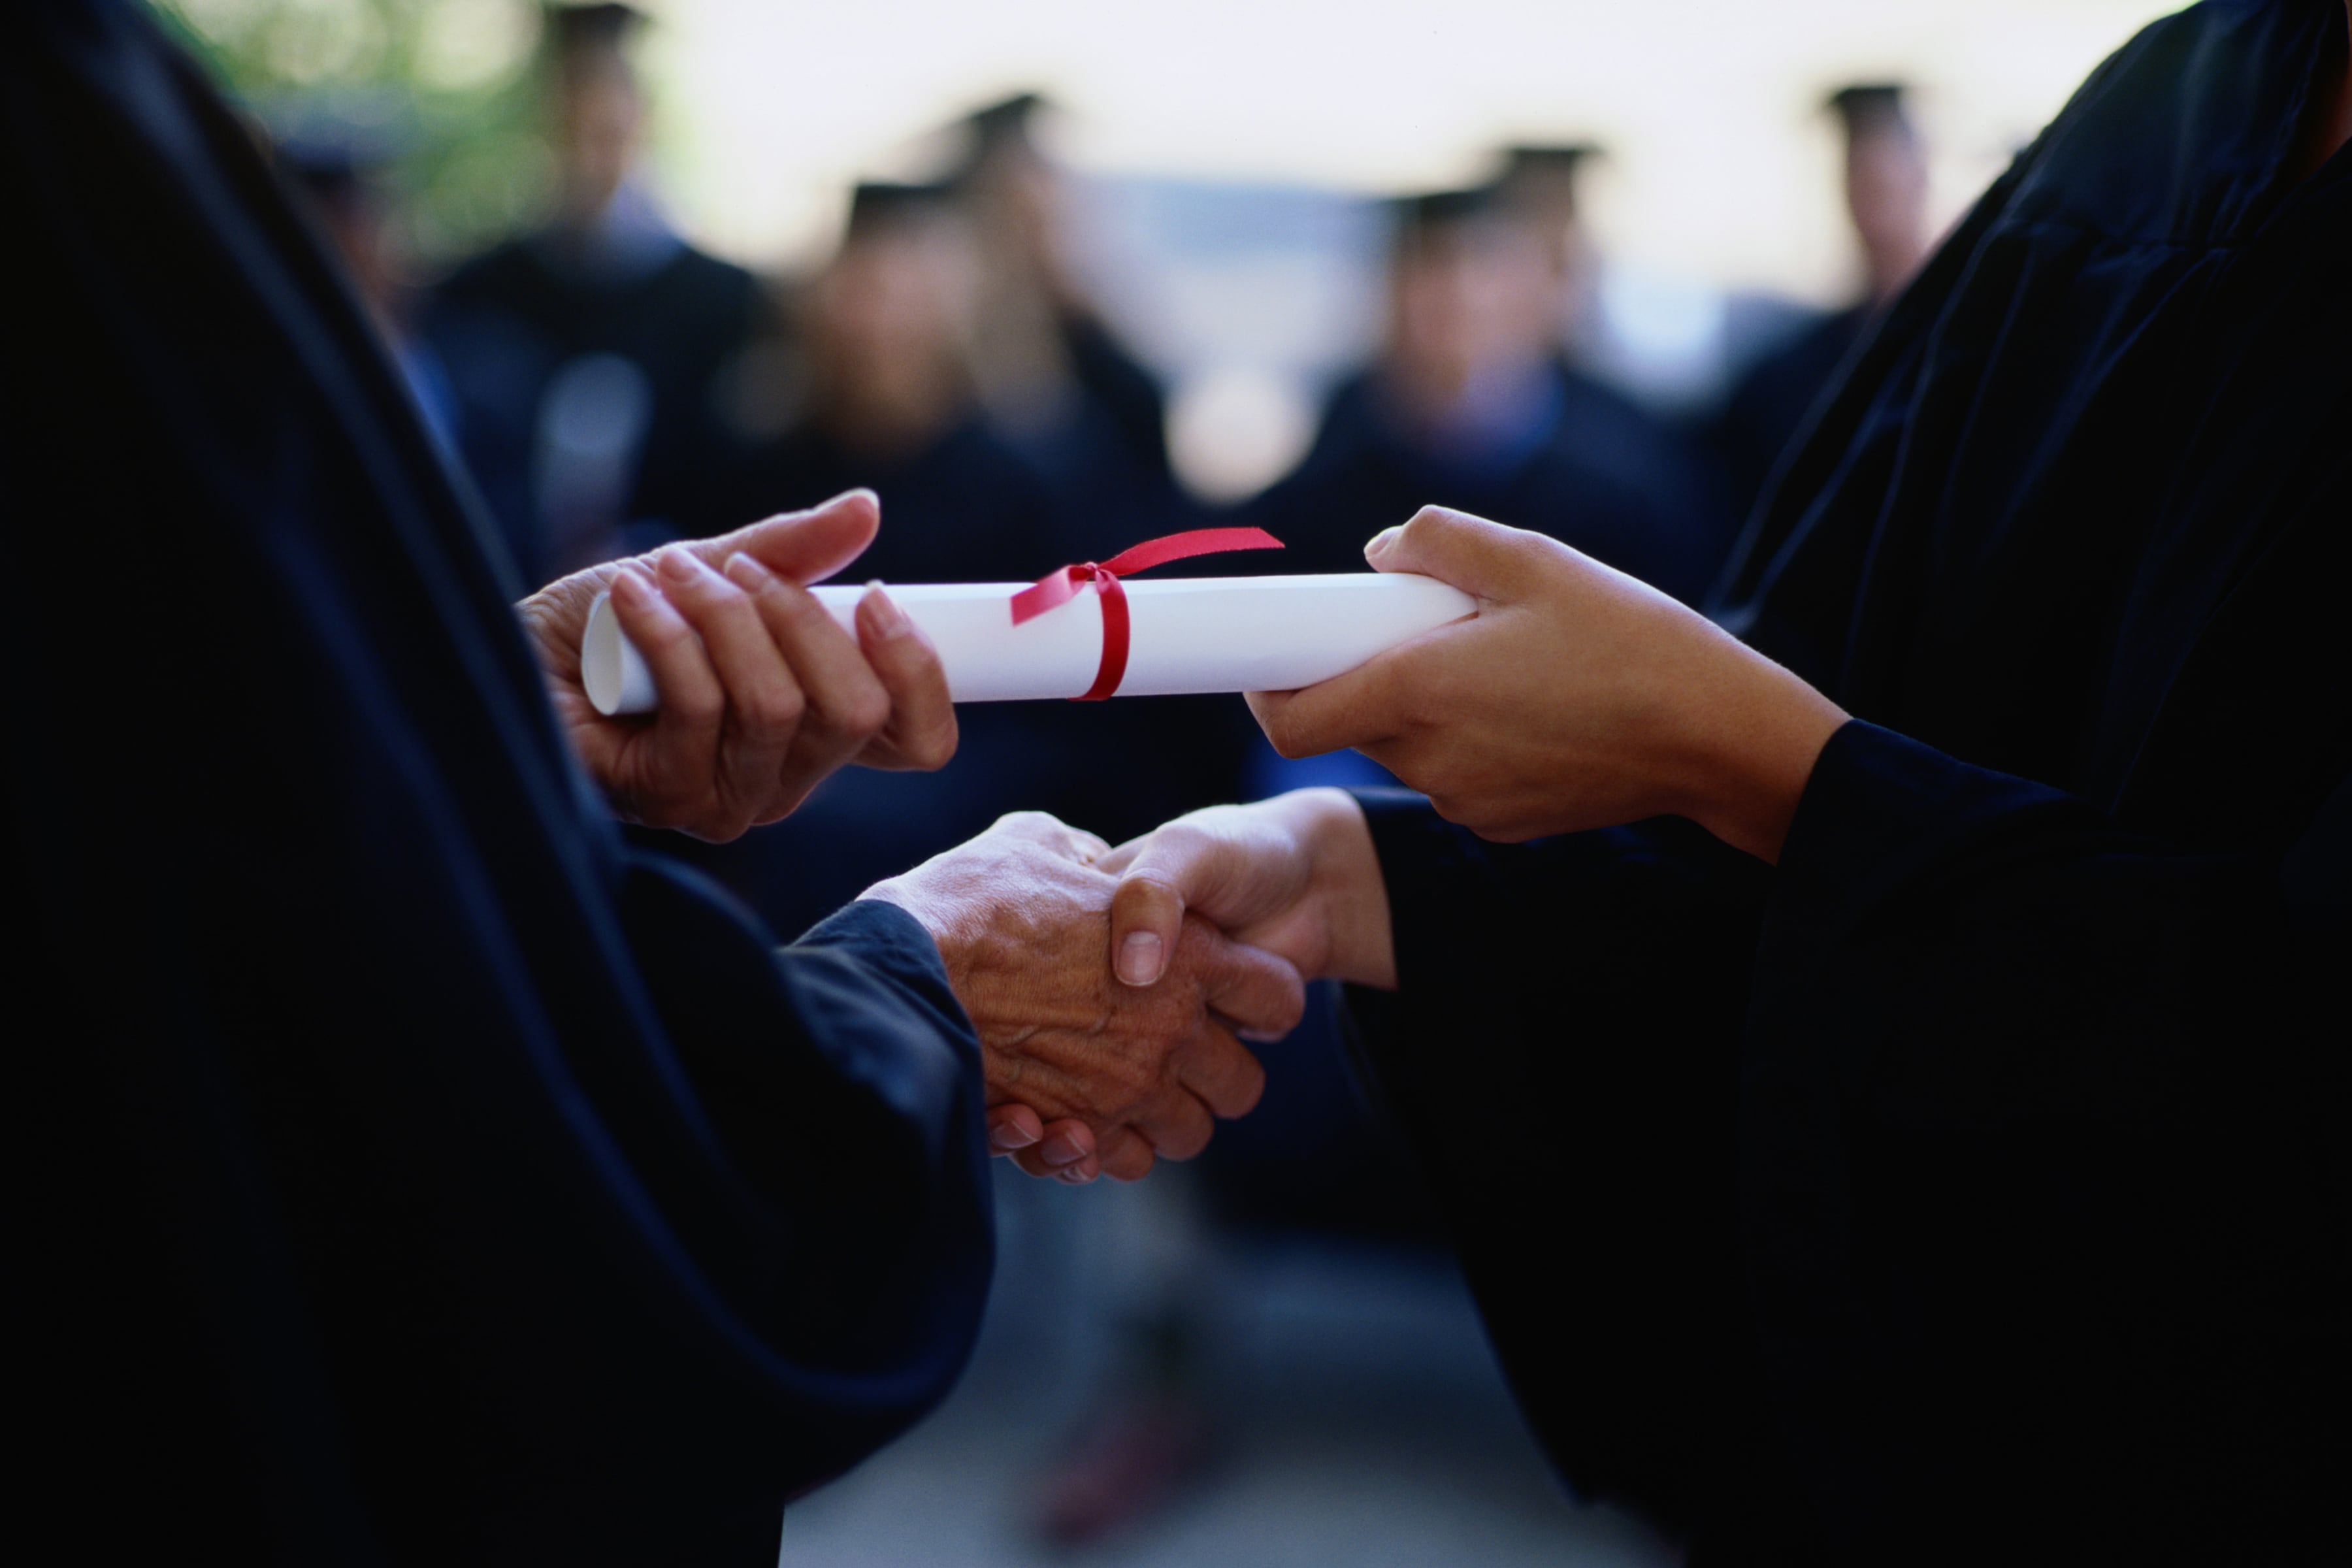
[581,573,1477,715]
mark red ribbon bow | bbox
[1010,527,1285,701]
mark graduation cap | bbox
[1390,184,1507,235]
[843,180,954,237]
[265,93,412,217]
[547,2,645,57]
[1494,142,1603,221]
[964,92,1049,153]
[1826,82,1913,139]
[1499,142,1601,179]
[945,91,1054,191]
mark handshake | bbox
[519,484,1831,1184]
[517,491,1409,1187]
[860,790,1398,1184]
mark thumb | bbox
[695,489,881,586]
[1107,846,1191,988]
[1364,504,1547,603]
[1106,811,1299,988]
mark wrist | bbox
[1288,789,1397,990]
[859,878,970,992]
[1673,649,1847,863]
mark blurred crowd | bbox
[272,1,1933,1547]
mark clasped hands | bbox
[523,491,1848,1184]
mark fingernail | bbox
[1116,931,1164,987]
[609,570,649,605]
[989,1120,1036,1151]
[723,553,774,589]
[862,581,909,637]
[1057,1164,1094,1185]
[657,547,700,582]
[1365,527,1401,561]
[1043,1130,1088,1165]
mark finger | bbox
[1013,1146,1100,1182]
[1096,1126,1156,1183]
[1189,923,1307,1043]
[1133,1090,1217,1162]
[1107,823,1237,987]
[1039,1119,1094,1167]
[608,563,726,755]
[658,548,802,804]
[1094,836,1146,875]
[692,489,881,586]
[1177,1032,1269,1121]
[1245,652,1410,759]
[854,585,959,772]
[1362,504,1550,602]
[1108,817,1281,987]
[988,1103,1043,1154]
[729,557,889,753]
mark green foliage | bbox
[147,0,558,266]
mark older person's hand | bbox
[865,812,1303,1184]
[519,490,958,841]
[1247,506,1848,861]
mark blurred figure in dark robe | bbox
[949,92,1190,549]
[421,3,763,586]
[725,181,1063,585]
[1710,82,1931,525]
[1492,141,1605,361]
[273,116,461,463]
[1245,186,1725,604]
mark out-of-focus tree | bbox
[148,0,558,269]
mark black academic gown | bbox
[1345,1,2350,1561]
[1708,304,1869,531]
[1246,362,1727,602]
[421,210,763,585]
[7,5,992,1561]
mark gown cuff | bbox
[807,898,973,1033]
[1767,718,2086,976]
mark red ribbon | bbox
[1010,527,1285,701]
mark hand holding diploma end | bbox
[518,490,958,842]
[1249,506,1850,861]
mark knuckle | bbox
[840,688,890,738]
[672,689,725,728]
[908,721,957,770]
[743,687,803,733]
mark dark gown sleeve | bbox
[1343,725,2346,1562]
[10,5,993,1563]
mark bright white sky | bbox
[642,0,2181,299]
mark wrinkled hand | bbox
[979,789,1394,1166]
[865,813,1305,1183]
[519,490,958,841]
[1247,506,1848,860]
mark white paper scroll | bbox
[581,573,1478,715]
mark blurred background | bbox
[157,1,2178,1561]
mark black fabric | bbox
[7,3,993,1561]
[1345,1,2350,1560]
[422,225,763,584]
[723,415,1071,585]
[1707,304,1869,537]
[1243,362,1729,602]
